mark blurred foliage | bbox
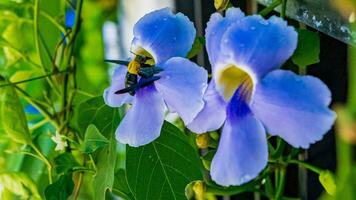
[0,0,354,200]
[0,0,123,199]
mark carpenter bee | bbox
[105,53,162,96]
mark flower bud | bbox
[193,181,206,200]
[214,0,230,11]
[196,133,210,149]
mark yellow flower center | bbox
[216,64,254,101]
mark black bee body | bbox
[105,54,162,96]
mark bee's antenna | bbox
[130,50,138,56]
[129,47,153,60]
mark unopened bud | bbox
[193,181,206,200]
[196,133,210,148]
[214,0,230,11]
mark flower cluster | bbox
[104,7,336,186]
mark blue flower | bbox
[188,8,336,186]
[104,8,208,147]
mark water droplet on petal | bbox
[250,26,256,30]
[259,19,269,25]
[163,17,168,21]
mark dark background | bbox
[175,0,347,199]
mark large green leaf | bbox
[319,170,337,196]
[126,122,203,200]
[113,169,135,200]
[75,96,122,200]
[0,78,32,144]
[291,29,320,68]
[54,153,79,175]
[44,173,74,200]
[75,96,121,137]
[82,124,109,154]
[93,134,118,200]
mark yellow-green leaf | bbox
[319,170,337,196]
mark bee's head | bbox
[135,55,147,63]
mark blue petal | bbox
[187,80,227,133]
[217,15,297,78]
[132,8,196,65]
[211,89,268,186]
[251,70,336,148]
[205,8,245,68]
[155,57,208,124]
[103,67,133,107]
[116,85,165,147]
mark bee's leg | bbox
[138,67,163,78]
[115,86,136,95]
[137,76,161,88]
[104,59,130,66]
[115,76,160,95]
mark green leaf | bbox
[45,173,74,200]
[112,169,135,200]
[75,96,121,137]
[126,122,203,200]
[54,153,79,175]
[0,172,41,200]
[201,150,216,170]
[187,36,205,59]
[319,170,337,196]
[0,79,32,144]
[292,29,320,68]
[94,134,118,200]
[82,124,109,154]
[75,96,122,200]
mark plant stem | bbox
[73,172,84,200]
[272,137,286,159]
[281,0,287,18]
[289,159,322,174]
[33,0,61,95]
[0,70,69,88]
[259,0,282,17]
[29,118,49,131]
[30,143,53,184]
[14,85,60,130]
[298,66,307,75]
[39,10,66,33]
[206,171,270,196]
[33,0,45,71]
[89,154,97,171]
[348,34,356,115]
[275,167,286,200]
[18,151,43,161]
